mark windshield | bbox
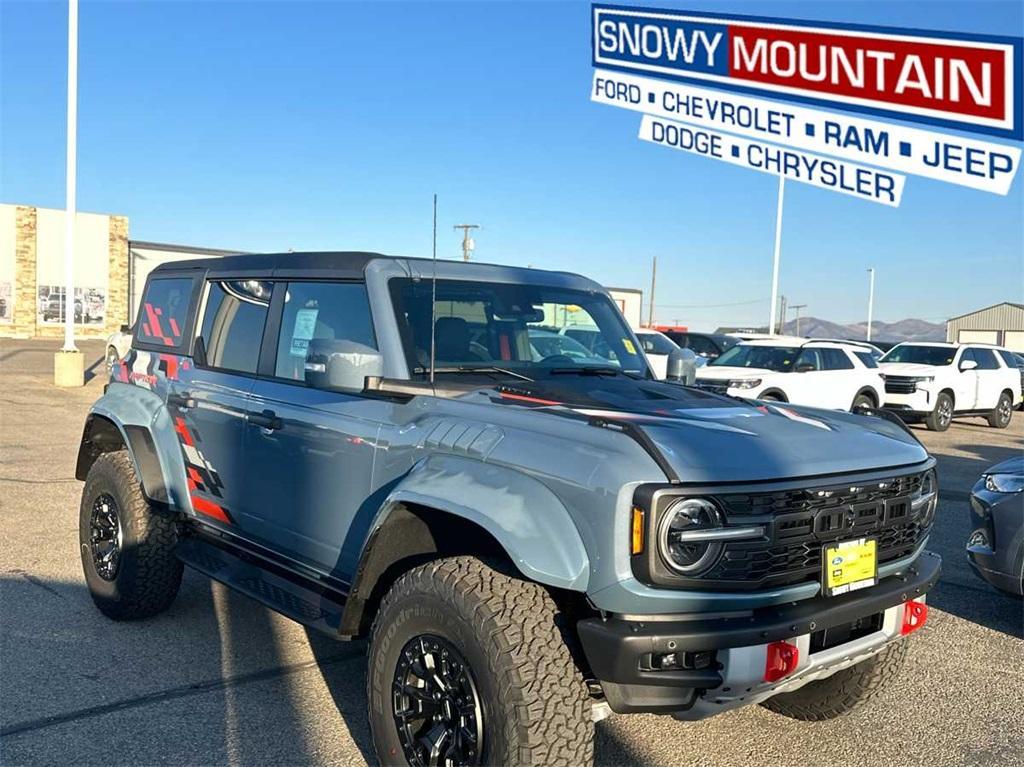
[711,344,801,372]
[880,345,955,366]
[389,278,648,377]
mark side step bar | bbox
[177,536,347,638]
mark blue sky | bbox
[1,0,1021,331]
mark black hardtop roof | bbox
[150,250,593,285]
[152,251,384,276]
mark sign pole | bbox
[768,175,785,335]
[63,0,78,353]
[54,0,83,386]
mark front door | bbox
[954,348,981,410]
[240,280,387,579]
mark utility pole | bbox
[648,256,657,328]
[866,268,875,342]
[777,294,787,334]
[453,224,479,262]
[790,303,807,337]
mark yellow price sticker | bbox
[623,339,636,354]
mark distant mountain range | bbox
[718,317,946,343]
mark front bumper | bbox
[882,388,933,414]
[966,487,1024,596]
[578,550,940,716]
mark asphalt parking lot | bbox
[1,338,1022,766]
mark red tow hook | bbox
[764,640,800,683]
[901,598,928,636]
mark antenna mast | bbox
[429,194,438,385]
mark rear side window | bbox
[197,280,271,374]
[854,351,879,368]
[274,281,377,383]
[137,278,192,348]
[996,349,1016,368]
[821,348,855,370]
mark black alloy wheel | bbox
[392,634,483,767]
[89,492,122,581]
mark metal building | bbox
[946,302,1024,351]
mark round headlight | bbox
[658,498,724,575]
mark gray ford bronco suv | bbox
[77,252,940,765]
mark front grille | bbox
[699,471,932,590]
[694,381,729,395]
[884,376,919,394]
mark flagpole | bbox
[63,0,78,353]
[768,174,785,335]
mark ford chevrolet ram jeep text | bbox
[77,253,941,766]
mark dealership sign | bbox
[592,4,1022,139]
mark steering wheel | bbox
[540,354,577,366]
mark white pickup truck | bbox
[878,342,1021,431]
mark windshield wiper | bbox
[413,365,534,382]
[548,366,643,379]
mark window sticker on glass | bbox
[290,308,319,357]
[622,338,636,355]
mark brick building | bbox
[0,203,129,339]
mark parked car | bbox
[694,337,885,411]
[967,456,1023,596]
[104,325,133,371]
[660,330,738,361]
[77,252,940,764]
[878,342,1021,431]
[634,328,680,378]
[528,328,606,365]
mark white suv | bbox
[694,337,884,411]
[878,342,1020,431]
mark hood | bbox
[986,455,1024,476]
[486,376,929,483]
[879,362,944,376]
[695,366,774,381]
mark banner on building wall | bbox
[37,286,106,326]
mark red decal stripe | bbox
[191,495,231,524]
[174,416,194,446]
[500,392,562,406]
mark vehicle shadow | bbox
[918,429,1024,639]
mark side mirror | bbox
[666,348,698,385]
[959,359,978,371]
[795,363,815,373]
[305,339,384,391]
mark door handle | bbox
[247,409,283,433]
[168,392,196,410]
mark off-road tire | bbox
[986,392,1013,429]
[925,392,954,431]
[761,638,908,721]
[79,450,183,620]
[367,556,592,766]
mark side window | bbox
[959,348,976,369]
[997,350,1017,367]
[854,351,879,368]
[687,336,715,357]
[970,348,1000,370]
[137,278,192,348]
[794,349,822,371]
[197,280,271,374]
[821,348,855,370]
[274,281,377,385]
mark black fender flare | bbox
[76,413,170,505]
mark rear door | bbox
[168,277,271,531]
[242,280,389,577]
[969,347,1004,409]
